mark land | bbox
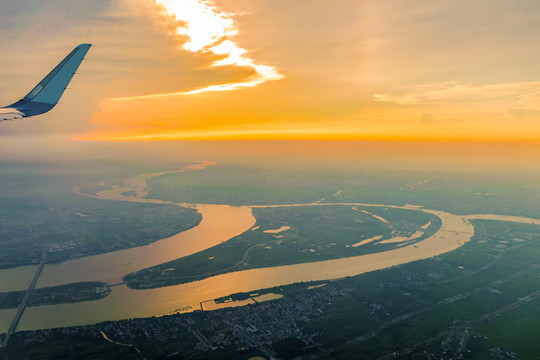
[2,218,539,359]
[0,193,201,268]
[2,160,540,359]
[124,205,440,288]
[146,164,540,218]
[0,282,110,309]
[3,161,540,271]
[0,160,205,269]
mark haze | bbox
[3,2,540,357]
[2,0,540,146]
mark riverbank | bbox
[2,163,540,333]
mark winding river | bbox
[1,162,539,333]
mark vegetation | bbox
[147,164,540,217]
[305,220,540,359]
[0,161,201,268]
[4,220,540,359]
[124,205,439,288]
[0,282,110,309]
[0,194,201,268]
[3,159,540,359]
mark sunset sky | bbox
[1,0,540,142]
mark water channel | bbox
[1,162,539,333]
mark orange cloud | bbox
[374,81,540,105]
[6,0,533,143]
[112,0,283,100]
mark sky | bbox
[1,0,540,143]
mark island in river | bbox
[4,214,540,359]
[2,160,540,359]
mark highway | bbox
[1,246,47,349]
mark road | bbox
[374,289,540,360]
[1,246,47,349]
[318,262,540,358]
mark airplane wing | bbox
[1,43,92,121]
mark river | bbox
[1,162,539,333]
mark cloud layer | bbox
[374,81,540,105]
[2,0,540,141]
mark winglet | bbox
[3,44,92,118]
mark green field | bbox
[124,204,439,288]
[0,282,110,309]
[0,161,201,268]
[3,159,540,359]
[5,219,540,359]
[0,194,201,268]
[146,164,540,217]
[304,220,540,359]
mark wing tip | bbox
[75,43,93,52]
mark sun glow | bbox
[160,0,236,53]
[67,0,540,143]
[113,0,283,101]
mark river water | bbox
[1,163,538,333]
